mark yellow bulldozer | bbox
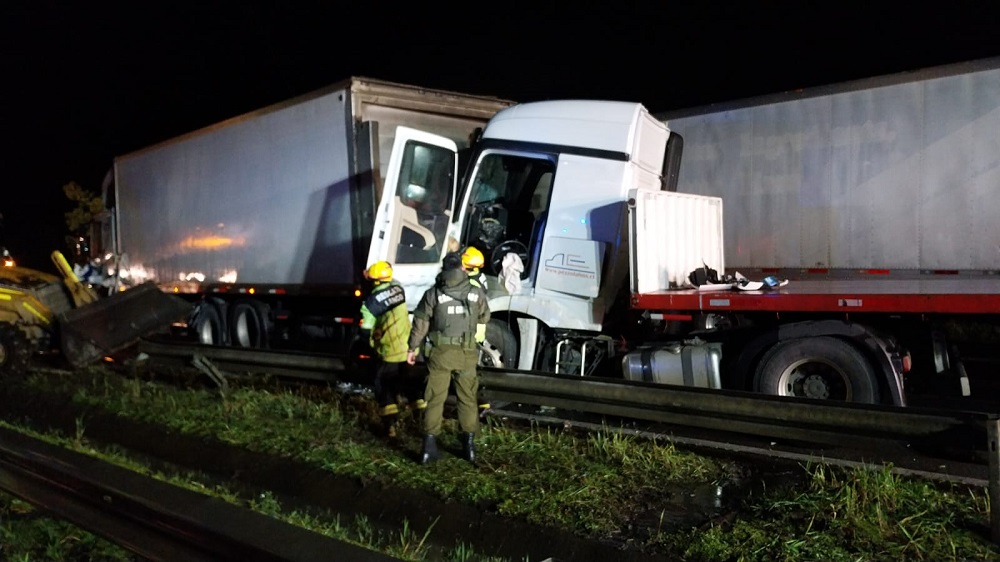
[0,251,192,375]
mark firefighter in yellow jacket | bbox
[407,258,490,464]
[360,261,422,438]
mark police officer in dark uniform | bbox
[406,256,490,464]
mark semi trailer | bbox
[106,77,514,354]
[657,56,1000,277]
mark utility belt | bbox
[430,332,477,350]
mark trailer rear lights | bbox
[862,269,891,275]
[334,317,355,324]
[248,288,256,295]
[267,288,286,295]
[354,289,362,297]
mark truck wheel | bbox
[229,301,266,348]
[192,303,224,346]
[753,337,880,404]
[482,319,518,369]
[0,324,31,376]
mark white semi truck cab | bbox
[367,100,721,377]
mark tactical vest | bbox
[429,288,482,349]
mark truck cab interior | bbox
[463,152,555,281]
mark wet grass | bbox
[39,366,731,540]
[668,462,997,561]
[0,490,137,561]
[11,365,1000,561]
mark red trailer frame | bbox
[632,279,1000,315]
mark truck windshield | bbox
[391,141,455,264]
[463,152,554,275]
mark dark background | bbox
[3,2,1000,270]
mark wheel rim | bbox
[776,358,852,400]
[234,312,250,346]
[233,309,255,347]
[198,320,216,345]
[479,342,504,368]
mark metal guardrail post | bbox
[988,419,1000,544]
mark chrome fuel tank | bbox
[622,343,722,389]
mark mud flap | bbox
[57,282,194,368]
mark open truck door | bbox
[366,126,459,305]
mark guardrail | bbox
[0,426,399,561]
[0,428,399,562]
[137,339,1000,543]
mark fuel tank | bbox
[622,342,722,389]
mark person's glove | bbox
[475,323,486,344]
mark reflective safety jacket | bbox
[409,268,490,352]
[360,280,410,363]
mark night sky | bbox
[4,3,1000,270]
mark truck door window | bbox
[393,141,455,264]
[463,153,555,275]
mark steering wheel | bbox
[490,240,530,279]
[477,217,505,249]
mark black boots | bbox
[460,432,476,464]
[381,414,398,439]
[419,433,475,464]
[420,434,441,464]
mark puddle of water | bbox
[626,463,808,537]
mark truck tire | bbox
[0,324,31,376]
[482,319,518,369]
[229,300,266,348]
[754,337,880,404]
[191,303,224,346]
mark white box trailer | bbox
[657,57,1000,275]
[109,77,513,349]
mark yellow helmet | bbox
[461,246,485,269]
[366,261,393,282]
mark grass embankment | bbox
[6,366,999,561]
